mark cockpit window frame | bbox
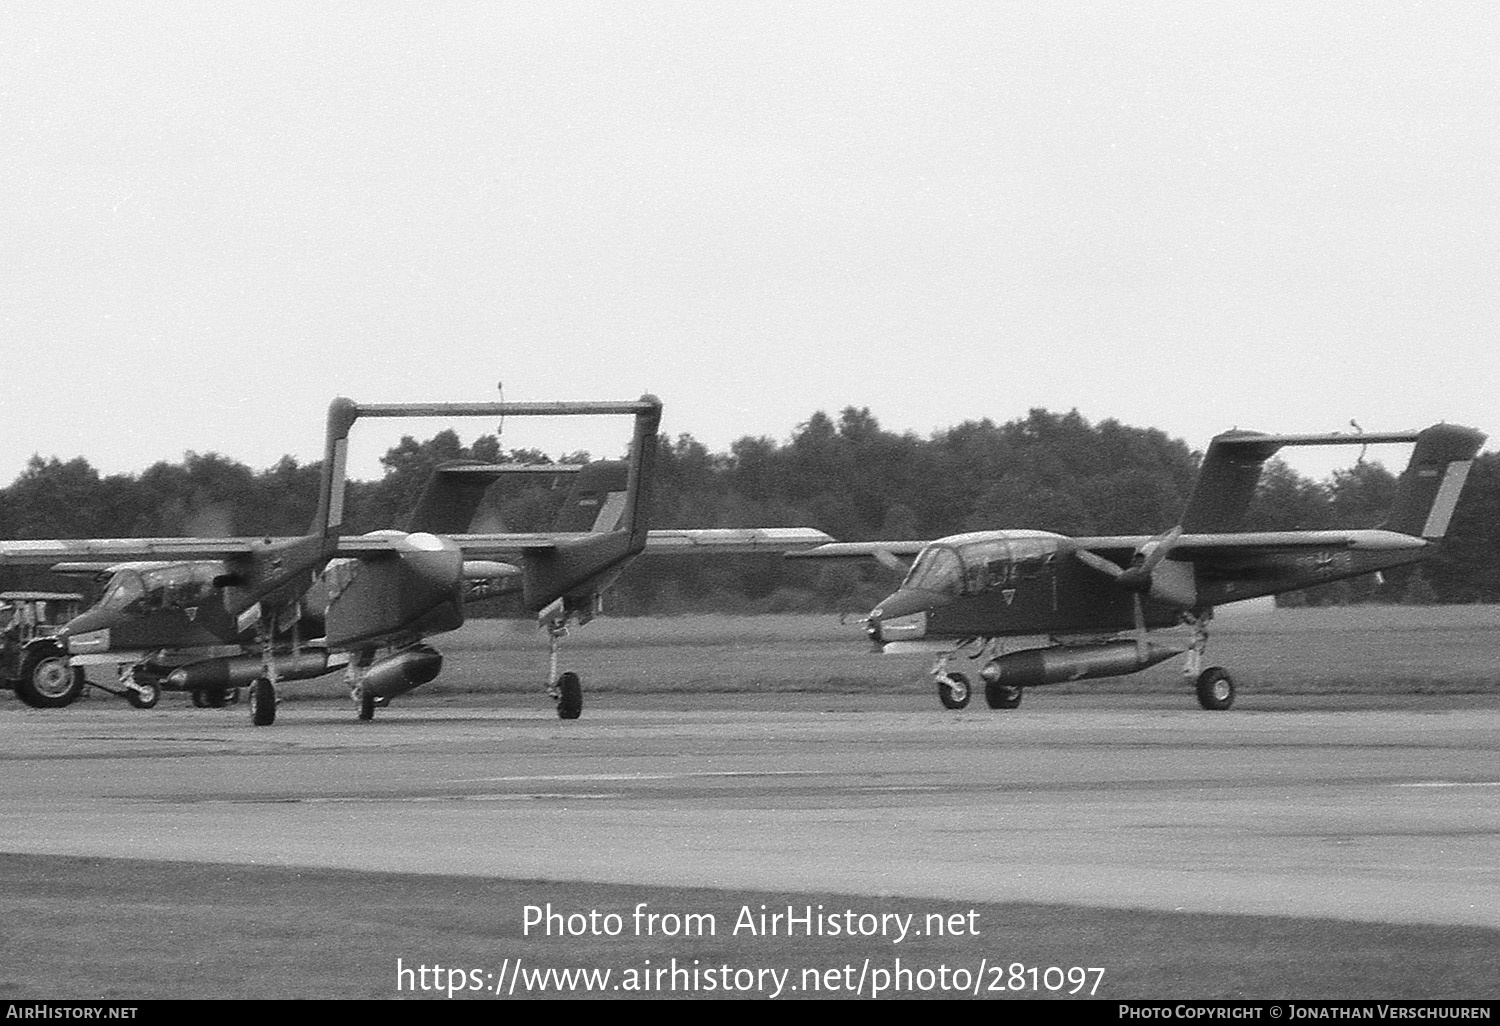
[903,535,1060,597]
[901,544,965,596]
[100,561,225,614]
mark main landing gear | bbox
[355,688,390,722]
[1183,610,1234,711]
[345,649,390,722]
[545,617,583,720]
[248,677,276,726]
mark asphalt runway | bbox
[3,690,1499,930]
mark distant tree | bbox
[1246,459,1331,532]
[3,407,1495,612]
[5,456,116,538]
[1328,459,1399,529]
[1424,452,1500,602]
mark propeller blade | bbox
[1078,526,1184,593]
[1132,592,1149,659]
[1073,548,1125,579]
[1118,526,1184,591]
[1138,526,1183,573]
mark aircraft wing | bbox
[786,530,1426,574]
[12,528,836,567]
[1073,529,1429,559]
[642,528,833,553]
[338,533,594,559]
[438,527,833,560]
[785,540,927,558]
[0,537,267,566]
[784,539,927,572]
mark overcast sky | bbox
[3,2,1496,484]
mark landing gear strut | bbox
[125,680,160,709]
[112,666,162,709]
[246,613,284,727]
[248,677,275,726]
[545,617,583,720]
[1183,609,1234,711]
[937,671,970,710]
[930,651,974,710]
[347,649,382,722]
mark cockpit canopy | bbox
[96,561,229,615]
[900,532,1062,597]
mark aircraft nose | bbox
[865,590,934,646]
[63,626,111,655]
[57,610,115,655]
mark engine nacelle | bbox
[166,651,332,690]
[980,641,1179,688]
[324,534,464,649]
[360,644,443,698]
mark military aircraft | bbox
[0,395,829,725]
[789,423,1485,711]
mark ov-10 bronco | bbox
[790,423,1485,711]
[0,395,829,725]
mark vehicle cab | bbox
[0,592,84,647]
[1,591,87,707]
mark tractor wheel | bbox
[15,644,85,709]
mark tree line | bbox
[2,408,1496,613]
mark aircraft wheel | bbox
[15,644,86,708]
[126,682,161,710]
[204,688,230,708]
[248,678,276,726]
[984,680,1023,710]
[1195,667,1234,711]
[190,690,208,708]
[937,672,970,710]
[357,689,376,721]
[556,672,582,720]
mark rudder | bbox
[552,462,631,533]
[1382,424,1486,539]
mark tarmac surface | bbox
[3,690,1498,930]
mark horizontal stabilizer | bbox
[405,461,583,535]
[1180,423,1483,534]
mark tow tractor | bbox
[0,592,87,708]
